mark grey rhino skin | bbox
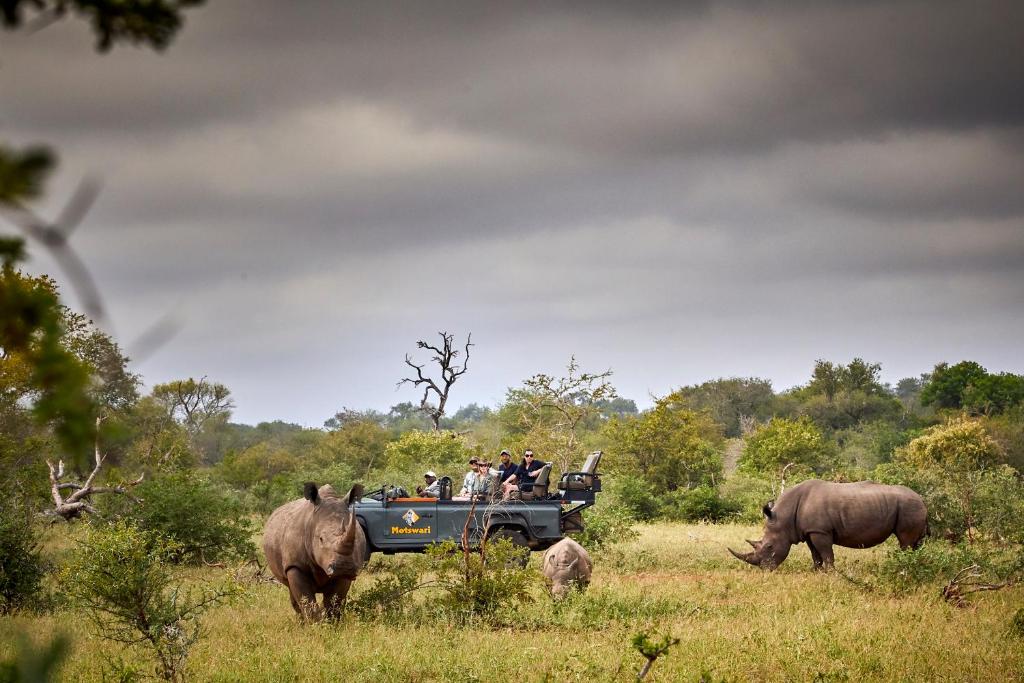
[263,482,367,620]
[729,479,927,570]
[542,537,592,598]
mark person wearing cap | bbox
[459,457,480,496]
[496,449,517,485]
[417,471,441,498]
[502,449,548,499]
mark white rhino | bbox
[542,538,592,599]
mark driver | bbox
[416,471,441,498]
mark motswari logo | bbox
[402,509,420,526]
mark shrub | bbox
[425,538,534,624]
[875,541,1023,597]
[876,542,973,595]
[348,559,425,621]
[243,461,356,516]
[739,417,831,477]
[662,486,741,522]
[718,473,775,524]
[62,522,239,682]
[571,495,638,550]
[105,471,254,563]
[614,476,661,521]
[0,491,44,614]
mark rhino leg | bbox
[286,568,323,622]
[807,533,834,570]
[807,541,823,568]
[322,578,352,621]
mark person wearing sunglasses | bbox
[502,449,547,500]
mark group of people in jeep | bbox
[415,448,549,501]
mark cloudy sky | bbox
[3,0,1023,426]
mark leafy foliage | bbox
[104,471,255,564]
[1,0,205,52]
[570,494,638,550]
[0,488,44,614]
[500,357,617,472]
[661,485,741,522]
[921,361,1024,415]
[604,389,723,492]
[424,538,534,624]
[381,429,477,485]
[739,416,830,477]
[62,522,239,682]
[673,377,776,438]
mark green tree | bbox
[605,389,723,492]
[894,417,1005,542]
[105,471,255,563]
[0,487,44,613]
[150,378,233,463]
[499,357,617,472]
[675,377,775,438]
[739,416,830,478]
[920,361,989,410]
[381,430,476,487]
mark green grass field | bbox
[4,522,1023,681]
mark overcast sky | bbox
[3,0,1023,426]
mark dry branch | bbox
[44,416,143,521]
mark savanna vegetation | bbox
[3,2,1024,680]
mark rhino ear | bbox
[303,482,320,504]
[346,484,365,506]
[762,501,775,520]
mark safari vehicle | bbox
[354,451,603,554]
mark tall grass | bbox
[3,522,1022,681]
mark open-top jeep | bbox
[355,451,603,554]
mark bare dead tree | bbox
[397,331,472,431]
[45,417,143,521]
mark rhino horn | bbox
[337,509,358,555]
[729,547,760,566]
[745,539,758,548]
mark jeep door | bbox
[383,500,439,547]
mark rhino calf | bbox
[729,479,927,571]
[263,482,367,621]
[542,538,592,599]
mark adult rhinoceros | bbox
[728,479,927,570]
[263,482,367,620]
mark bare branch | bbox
[398,331,472,430]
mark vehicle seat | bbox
[520,463,552,501]
[557,451,602,491]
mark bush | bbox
[105,471,254,563]
[348,559,425,621]
[662,486,741,522]
[613,476,661,521]
[876,542,973,595]
[425,538,534,624]
[718,473,775,524]
[875,541,1023,597]
[0,491,44,614]
[571,495,638,550]
[63,522,238,682]
[739,417,831,477]
[242,461,356,516]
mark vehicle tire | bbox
[488,528,530,568]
